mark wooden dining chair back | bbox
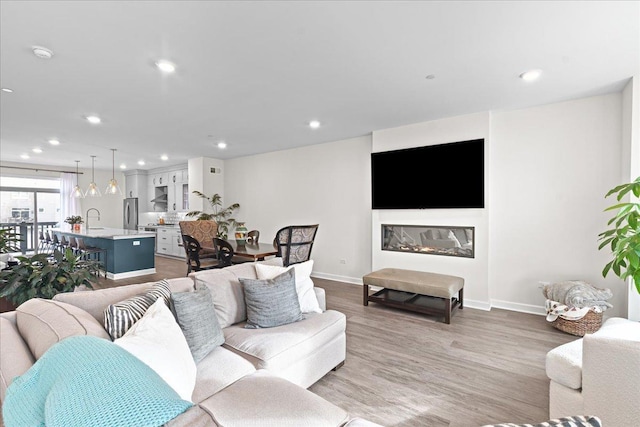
[182,234,217,275]
[246,230,260,244]
[179,220,218,258]
[213,238,234,268]
[274,224,319,266]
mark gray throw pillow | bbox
[240,268,303,329]
[172,286,225,363]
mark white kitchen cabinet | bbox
[167,168,189,212]
[150,172,169,187]
[124,171,148,201]
[156,227,184,258]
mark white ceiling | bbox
[1,1,638,171]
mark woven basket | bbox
[552,309,603,336]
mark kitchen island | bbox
[52,228,156,280]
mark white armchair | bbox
[546,317,640,426]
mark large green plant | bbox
[0,249,100,306]
[0,227,21,254]
[598,176,640,294]
[186,191,240,239]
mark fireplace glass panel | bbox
[381,224,474,258]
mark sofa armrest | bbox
[314,287,326,311]
[583,317,640,425]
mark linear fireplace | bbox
[381,224,475,258]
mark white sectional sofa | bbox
[0,259,378,427]
[545,316,640,426]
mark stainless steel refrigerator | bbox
[123,198,139,230]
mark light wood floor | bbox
[100,256,575,426]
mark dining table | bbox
[202,240,279,262]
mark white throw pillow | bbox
[114,298,197,402]
[255,260,322,314]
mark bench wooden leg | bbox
[445,298,452,324]
[459,287,464,309]
[363,284,369,306]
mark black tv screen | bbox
[371,139,484,209]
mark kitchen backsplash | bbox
[139,211,188,226]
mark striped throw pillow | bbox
[482,415,602,427]
[104,280,172,340]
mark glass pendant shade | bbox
[70,160,85,199]
[104,148,123,196]
[85,155,102,197]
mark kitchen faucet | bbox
[86,208,101,230]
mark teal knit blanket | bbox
[2,336,192,427]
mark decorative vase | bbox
[234,222,247,245]
[73,224,81,232]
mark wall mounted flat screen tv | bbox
[371,139,484,209]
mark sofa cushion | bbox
[192,346,256,403]
[173,286,225,363]
[114,299,197,402]
[546,338,583,389]
[192,269,246,328]
[53,277,194,322]
[255,260,322,314]
[0,314,35,402]
[225,262,258,280]
[16,298,110,360]
[104,280,172,340]
[198,370,349,427]
[241,269,303,329]
[223,310,345,371]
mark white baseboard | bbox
[464,299,491,311]
[311,272,363,285]
[107,268,156,280]
[491,299,545,316]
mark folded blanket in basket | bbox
[542,280,612,311]
[2,335,192,427]
[545,299,602,322]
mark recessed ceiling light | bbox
[120,163,127,169]
[48,139,60,145]
[137,160,145,166]
[85,115,101,124]
[32,46,54,59]
[160,154,169,161]
[519,69,542,82]
[20,154,29,159]
[217,142,227,149]
[32,148,43,154]
[155,60,176,73]
[1,88,13,93]
[309,120,321,129]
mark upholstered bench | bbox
[362,268,464,324]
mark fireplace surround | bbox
[381,224,475,258]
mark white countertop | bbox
[139,224,180,229]
[53,227,156,240]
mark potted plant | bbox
[598,176,640,294]
[64,215,84,231]
[186,191,240,239]
[0,248,101,307]
[0,227,21,257]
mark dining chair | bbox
[182,234,218,275]
[179,220,218,259]
[212,238,234,268]
[246,230,260,244]
[274,224,319,266]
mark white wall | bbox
[490,93,626,316]
[224,136,372,282]
[371,112,491,309]
[188,157,224,214]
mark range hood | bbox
[150,194,168,203]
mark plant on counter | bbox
[0,248,101,306]
[186,191,240,239]
[0,227,21,254]
[598,176,640,294]
[64,215,84,225]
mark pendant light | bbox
[70,160,84,198]
[104,148,122,196]
[85,155,101,197]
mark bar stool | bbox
[76,237,107,278]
